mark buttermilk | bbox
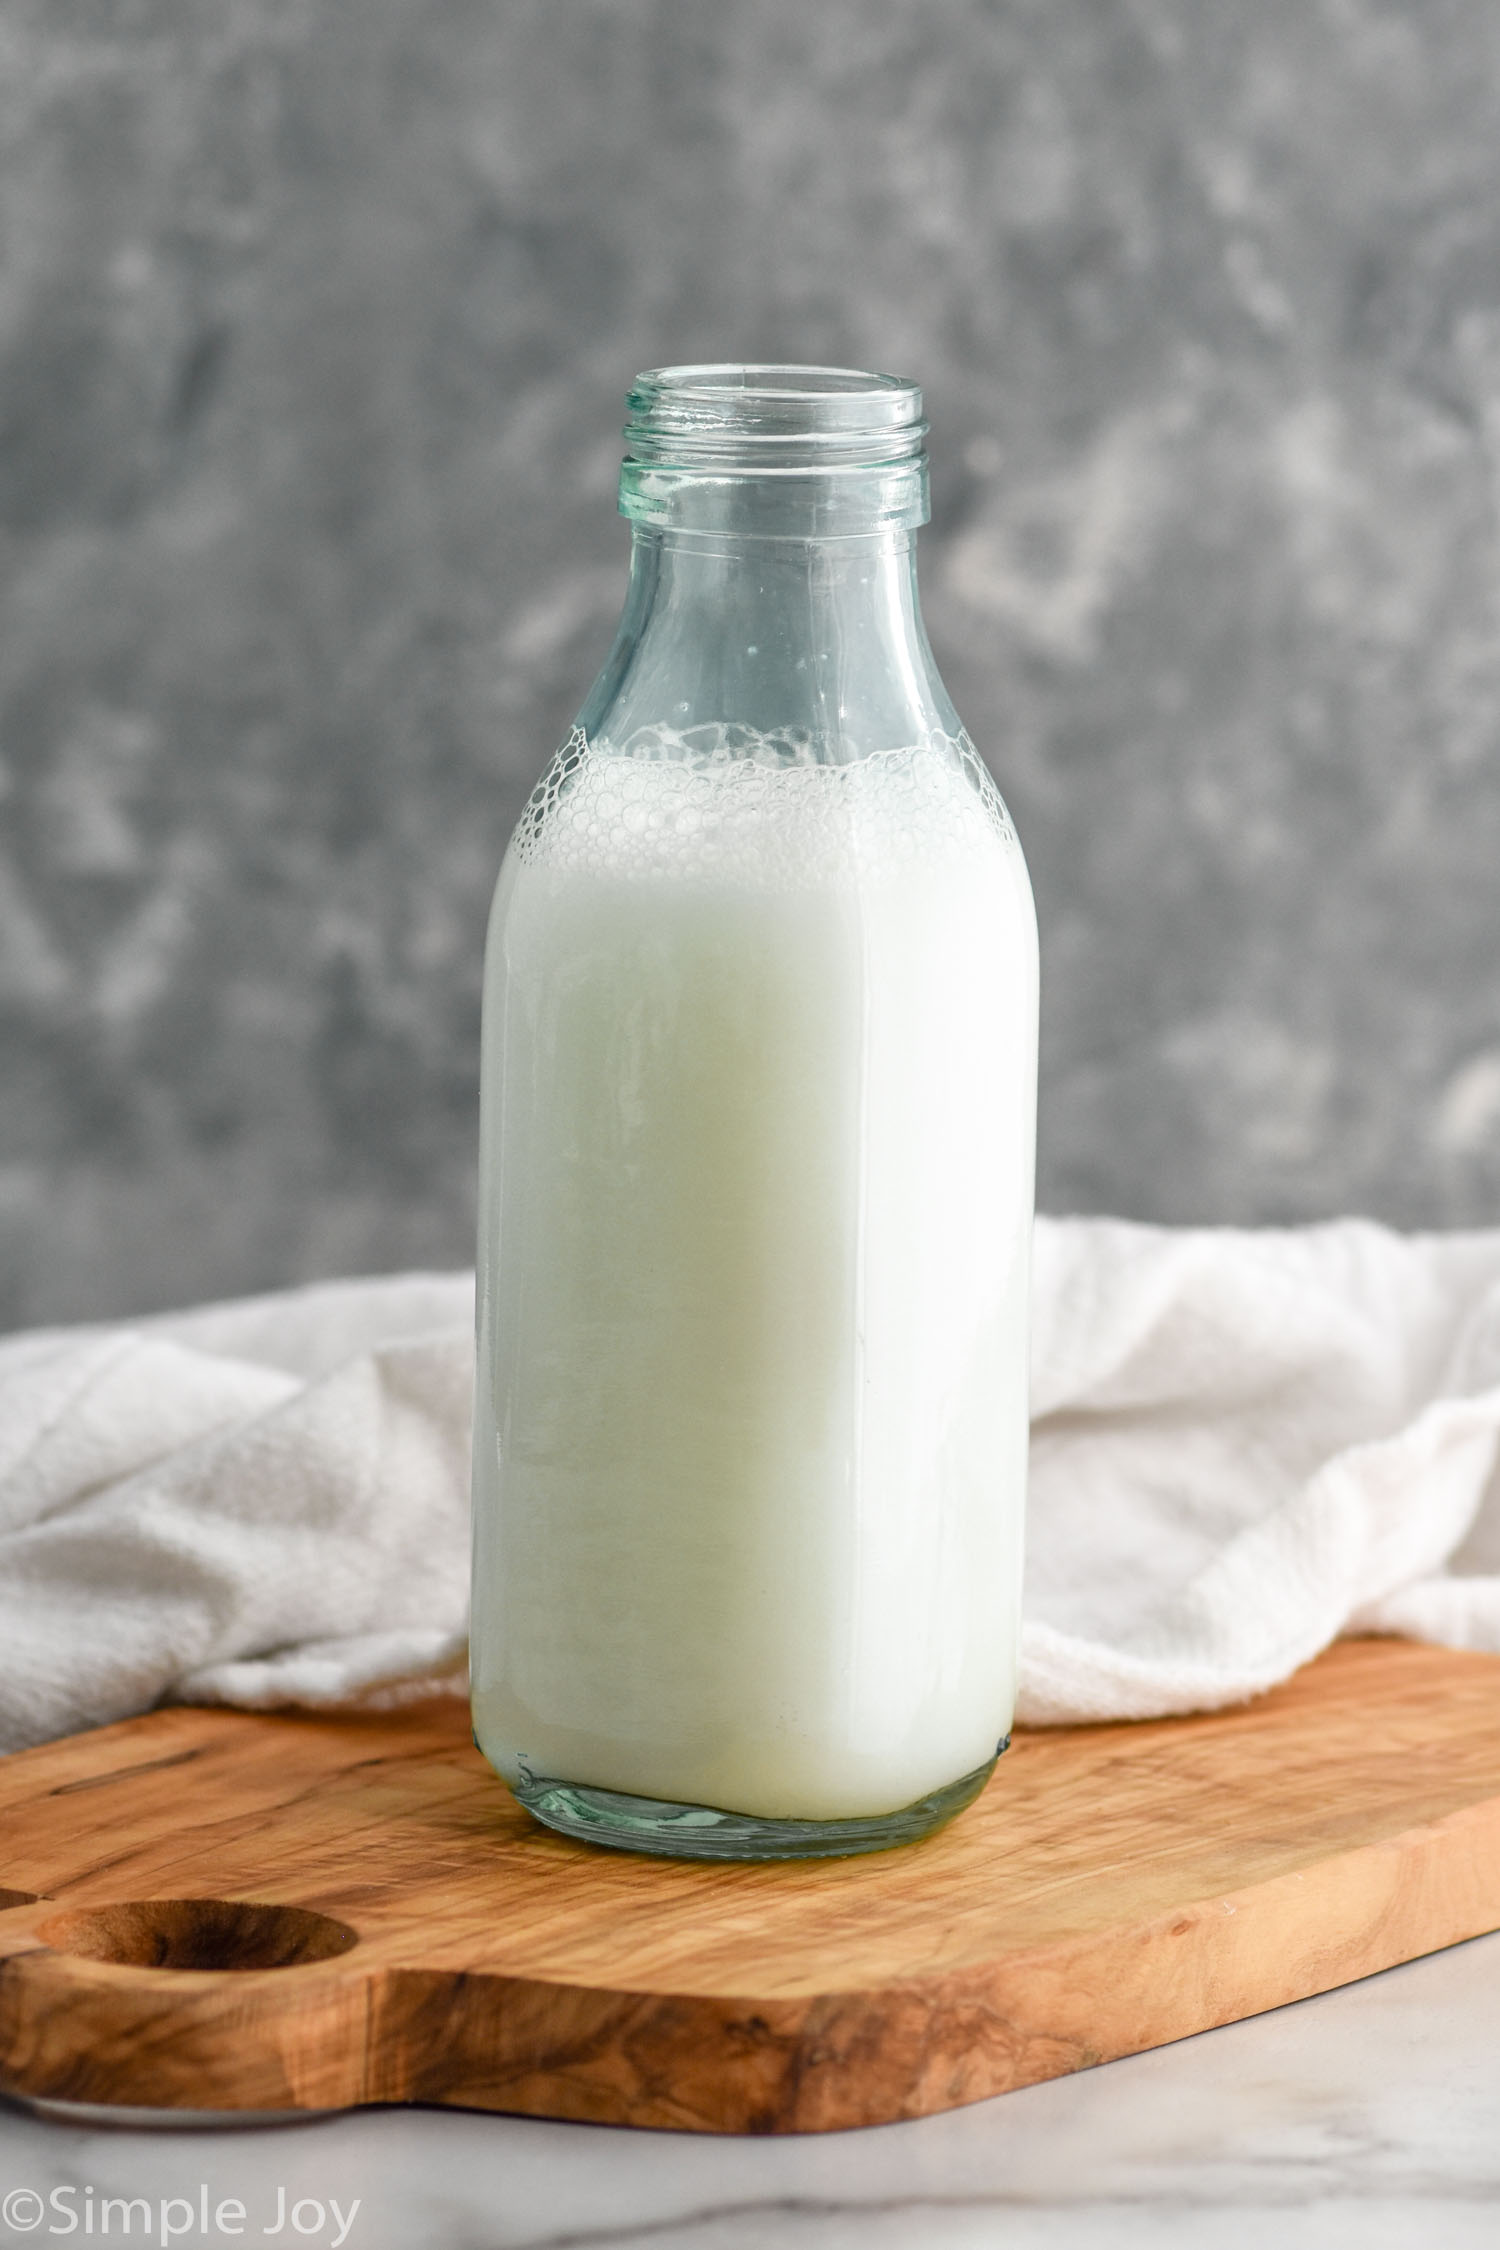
[470,730,1037,1823]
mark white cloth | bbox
[0,1275,475,1755]
[1022,1218,1500,1721]
[2,1219,1499,1755]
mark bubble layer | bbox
[513,724,1018,891]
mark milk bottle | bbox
[471,369,1038,1856]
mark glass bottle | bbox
[471,366,1038,1858]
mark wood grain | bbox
[2,1638,1500,2132]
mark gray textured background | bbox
[2,0,1499,1329]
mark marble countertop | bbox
[3,1930,1498,2250]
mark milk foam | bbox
[513,724,1018,887]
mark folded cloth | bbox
[2,1218,1499,1755]
[0,1275,475,1754]
[1023,1217,1500,1721]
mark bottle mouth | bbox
[624,364,927,471]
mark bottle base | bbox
[508,1743,1008,1861]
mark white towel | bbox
[2,1217,1499,1756]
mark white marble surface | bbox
[3,1931,1499,2249]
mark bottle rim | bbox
[624,364,927,470]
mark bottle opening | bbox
[625,364,927,471]
[620,364,931,535]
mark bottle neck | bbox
[576,527,960,761]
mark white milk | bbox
[471,735,1037,1822]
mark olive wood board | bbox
[3,1637,1500,2135]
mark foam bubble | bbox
[513,724,1017,890]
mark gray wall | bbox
[3,0,1499,1328]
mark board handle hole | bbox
[37,1898,359,1972]
[0,1888,39,1910]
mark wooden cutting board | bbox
[3,1637,1500,2134]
